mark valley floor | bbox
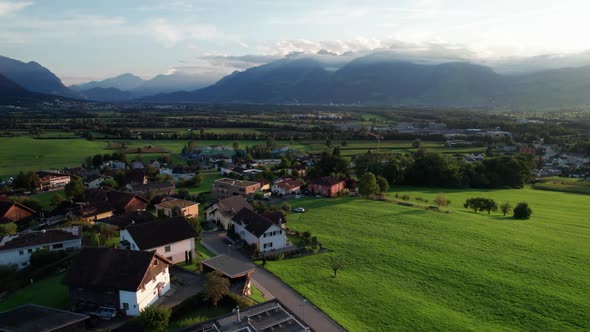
[266,187,590,331]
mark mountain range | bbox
[70,72,215,101]
[3,52,590,109]
[0,73,65,104]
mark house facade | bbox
[212,178,261,199]
[37,171,71,191]
[155,198,199,219]
[0,226,81,270]
[120,218,198,263]
[232,208,287,252]
[271,178,302,196]
[206,196,253,230]
[309,177,345,198]
[64,248,171,316]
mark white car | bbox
[293,207,305,213]
[294,194,302,199]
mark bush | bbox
[513,202,532,220]
[139,306,171,332]
[280,202,291,212]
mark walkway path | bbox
[201,231,346,332]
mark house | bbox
[0,304,90,332]
[178,299,309,332]
[309,177,345,198]
[65,203,114,223]
[131,160,144,169]
[212,178,261,199]
[271,178,302,196]
[128,181,175,197]
[104,211,157,230]
[171,166,198,182]
[155,198,199,218]
[0,226,81,270]
[148,160,161,169]
[101,160,126,170]
[0,201,36,226]
[206,196,253,230]
[120,217,198,263]
[63,248,171,316]
[232,208,287,252]
[258,179,271,192]
[83,174,110,189]
[36,171,71,191]
[127,169,148,185]
[201,255,256,296]
[85,189,148,214]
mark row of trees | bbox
[355,151,536,189]
[464,198,533,219]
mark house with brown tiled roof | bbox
[85,189,148,214]
[63,248,171,316]
[206,196,253,230]
[0,226,81,270]
[155,198,199,218]
[0,201,36,226]
[271,178,302,196]
[309,177,345,198]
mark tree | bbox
[50,192,64,207]
[0,223,17,237]
[101,178,118,188]
[202,271,230,306]
[64,177,85,201]
[463,197,497,214]
[500,202,513,216]
[434,194,450,207]
[139,306,171,332]
[328,256,344,278]
[412,139,422,148]
[513,202,532,220]
[232,142,240,151]
[376,176,389,193]
[92,154,103,168]
[358,172,379,197]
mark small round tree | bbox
[139,306,171,332]
[513,202,532,220]
[358,172,379,197]
[376,176,389,193]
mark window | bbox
[279,230,282,234]
[165,245,171,252]
[27,248,33,253]
[53,243,63,249]
[18,250,24,255]
[122,303,129,310]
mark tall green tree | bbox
[64,177,85,201]
[202,271,230,306]
[358,172,379,197]
[376,176,389,193]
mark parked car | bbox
[293,207,305,213]
[87,306,118,320]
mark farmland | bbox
[265,188,590,331]
[0,134,483,179]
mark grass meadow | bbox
[265,188,590,331]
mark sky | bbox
[2,0,590,85]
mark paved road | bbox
[201,231,346,332]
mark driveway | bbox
[154,266,204,309]
[201,231,346,332]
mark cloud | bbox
[0,1,31,16]
[148,18,229,48]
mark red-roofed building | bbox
[309,177,345,198]
[271,179,302,196]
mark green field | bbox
[266,188,590,331]
[532,177,590,195]
[0,274,68,311]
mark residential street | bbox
[201,231,346,332]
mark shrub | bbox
[513,202,532,220]
[139,306,171,332]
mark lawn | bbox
[532,177,590,195]
[265,188,590,331]
[0,274,68,311]
[0,136,110,179]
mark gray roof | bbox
[201,254,255,278]
[0,304,89,332]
